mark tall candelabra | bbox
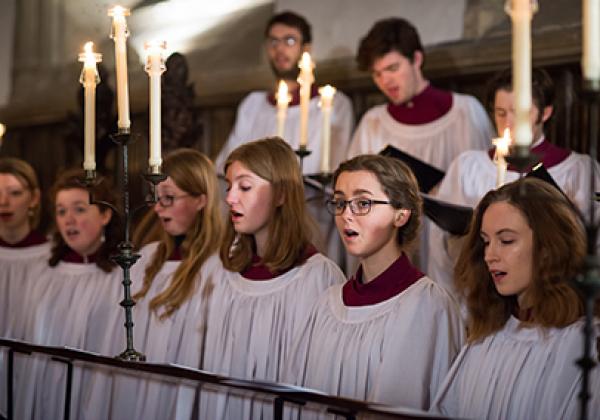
[83,133,166,361]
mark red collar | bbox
[266,84,320,107]
[0,230,47,248]
[488,138,571,171]
[241,244,318,280]
[342,253,424,306]
[386,85,453,125]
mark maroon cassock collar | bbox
[343,253,425,306]
[241,244,318,280]
[488,138,571,172]
[266,84,320,107]
[62,248,99,264]
[386,85,453,125]
[0,230,47,248]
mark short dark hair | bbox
[265,11,312,44]
[333,155,422,248]
[485,67,555,114]
[356,17,424,72]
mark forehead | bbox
[481,201,530,233]
[494,89,541,113]
[371,50,410,72]
[56,187,88,204]
[157,176,183,191]
[225,160,266,182]
[335,170,385,195]
[267,23,302,39]
[0,173,26,188]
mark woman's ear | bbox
[194,194,207,211]
[100,208,113,227]
[393,209,411,228]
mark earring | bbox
[228,233,241,258]
[100,228,106,244]
[28,207,35,217]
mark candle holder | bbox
[575,80,600,420]
[505,144,540,173]
[308,172,333,191]
[83,131,166,362]
[295,146,312,173]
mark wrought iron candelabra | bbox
[83,130,166,361]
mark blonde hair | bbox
[219,137,313,273]
[0,157,41,230]
[134,149,224,319]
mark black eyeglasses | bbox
[326,198,392,216]
[155,194,190,207]
[266,36,299,48]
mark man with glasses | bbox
[215,11,354,176]
[215,11,354,269]
[348,17,493,177]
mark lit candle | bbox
[583,0,600,81]
[144,41,167,174]
[506,0,537,147]
[297,52,314,149]
[319,85,336,173]
[493,128,512,187]
[108,6,131,133]
[78,41,102,172]
[276,80,291,138]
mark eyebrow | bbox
[333,189,373,196]
[481,228,519,236]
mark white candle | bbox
[108,6,131,132]
[144,41,167,174]
[276,80,291,138]
[78,42,102,172]
[583,0,600,81]
[319,85,336,174]
[507,0,536,147]
[493,128,512,187]
[297,52,314,149]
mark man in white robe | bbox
[348,17,493,172]
[427,67,600,296]
[215,11,354,269]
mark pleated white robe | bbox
[432,316,600,419]
[0,242,51,418]
[27,260,122,420]
[347,93,493,170]
[427,149,600,297]
[285,277,464,416]
[200,253,346,420]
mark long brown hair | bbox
[219,137,313,273]
[0,157,41,231]
[134,149,224,319]
[455,178,589,342]
[48,168,120,272]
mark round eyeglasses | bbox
[326,198,392,216]
[266,35,299,48]
[155,194,190,207]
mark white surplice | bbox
[347,93,493,171]
[200,253,346,420]
[285,277,464,416]
[432,316,600,419]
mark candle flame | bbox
[276,80,291,106]
[79,41,102,67]
[319,84,336,99]
[0,123,5,138]
[299,52,313,70]
[493,128,512,157]
[108,5,130,17]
